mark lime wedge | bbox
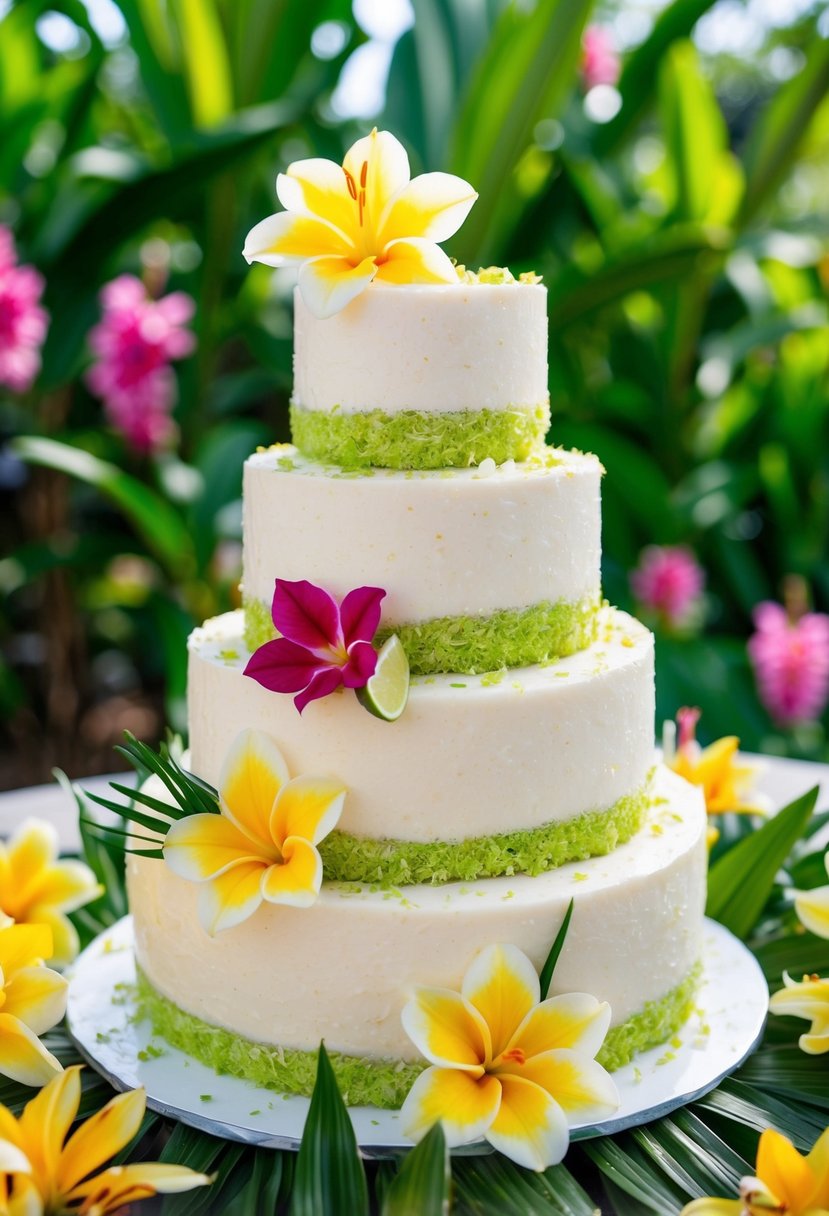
[358,635,410,722]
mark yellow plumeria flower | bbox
[795,854,829,939]
[681,1126,829,1216]
[243,127,477,318]
[663,710,767,849]
[399,943,619,1171]
[0,922,67,1087]
[769,971,829,1055]
[0,1065,211,1215]
[164,729,346,935]
[0,819,102,966]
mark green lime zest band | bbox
[136,963,700,1110]
[135,968,423,1109]
[289,401,550,470]
[596,961,703,1072]
[244,592,602,677]
[319,784,650,887]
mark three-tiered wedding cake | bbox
[128,270,707,1109]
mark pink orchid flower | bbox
[244,579,385,713]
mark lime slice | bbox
[357,635,410,721]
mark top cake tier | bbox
[290,280,550,470]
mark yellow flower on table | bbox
[0,1065,211,1215]
[163,729,346,935]
[663,708,767,848]
[0,819,102,966]
[0,922,67,1087]
[769,971,829,1055]
[243,127,477,318]
[681,1126,829,1216]
[399,943,619,1171]
[794,854,829,940]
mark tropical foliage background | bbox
[1,0,828,787]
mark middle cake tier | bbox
[188,607,655,884]
[241,444,603,675]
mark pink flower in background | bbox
[748,600,829,727]
[244,579,385,714]
[86,274,195,454]
[0,225,49,393]
[630,545,705,631]
[581,26,621,90]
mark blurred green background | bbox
[1,0,827,788]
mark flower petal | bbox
[270,777,346,849]
[508,993,612,1062]
[5,1175,43,1216]
[0,1012,63,1087]
[65,1162,212,1211]
[243,212,354,267]
[18,1064,80,1180]
[164,814,265,882]
[260,838,322,908]
[19,858,100,917]
[341,639,378,689]
[218,728,290,848]
[277,159,357,240]
[795,885,829,939]
[375,238,457,286]
[197,860,266,936]
[806,1126,829,1206]
[294,666,344,714]
[400,1066,500,1148]
[339,586,386,647]
[769,973,829,1054]
[343,129,410,242]
[402,987,491,1071]
[461,944,540,1060]
[505,1049,620,1122]
[7,821,58,893]
[379,172,477,245]
[57,1087,146,1194]
[0,1140,31,1175]
[271,579,344,654]
[755,1128,813,1209]
[244,638,330,695]
[3,965,68,1036]
[297,255,378,320]
[485,1075,569,1172]
[0,925,54,976]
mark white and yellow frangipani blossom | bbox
[0,1065,212,1215]
[164,729,346,936]
[0,819,102,966]
[794,854,829,940]
[0,922,67,1087]
[399,943,619,1171]
[769,971,829,1055]
[243,128,478,318]
[681,1127,829,1216]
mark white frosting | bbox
[242,446,602,624]
[293,282,548,414]
[129,766,706,1060]
[187,607,655,843]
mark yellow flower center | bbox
[499,1047,526,1067]
[344,160,368,229]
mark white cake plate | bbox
[66,915,767,1158]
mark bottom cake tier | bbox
[128,766,706,1108]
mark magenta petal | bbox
[295,667,344,714]
[244,638,325,693]
[341,639,378,689]
[271,579,342,652]
[340,585,386,645]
